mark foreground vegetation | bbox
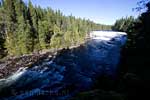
[0,0,111,58]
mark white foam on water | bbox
[89,31,127,41]
[0,67,27,89]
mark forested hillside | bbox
[0,0,111,58]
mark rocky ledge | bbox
[0,51,56,79]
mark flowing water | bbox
[0,31,127,100]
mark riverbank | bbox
[0,41,86,79]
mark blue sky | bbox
[24,0,140,25]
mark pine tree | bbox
[25,1,37,52]
[16,15,28,55]
[3,0,18,55]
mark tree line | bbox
[112,1,150,49]
[0,0,112,58]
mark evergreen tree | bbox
[3,0,18,55]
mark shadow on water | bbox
[0,35,126,100]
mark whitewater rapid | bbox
[0,31,127,100]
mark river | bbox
[0,31,127,100]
